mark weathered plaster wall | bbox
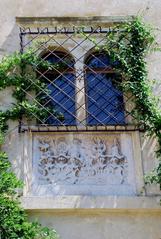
[0,1,161,238]
[29,211,161,239]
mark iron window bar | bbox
[18,25,139,132]
[19,26,118,35]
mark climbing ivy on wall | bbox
[0,48,59,238]
[101,16,161,186]
[0,16,161,238]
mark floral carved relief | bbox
[36,136,128,186]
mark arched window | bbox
[40,50,76,125]
[85,51,125,125]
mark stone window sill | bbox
[21,196,161,212]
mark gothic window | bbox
[39,50,125,126]
[18,22,132,130]
[16,18,139,199]
[85,51,125,125]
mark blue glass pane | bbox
[45,73,76,125]
[87,73,125,125]
[86,53,111,68]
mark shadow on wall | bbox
[0,24,20,58]
[0,23,23,185]
[141,133,161,195]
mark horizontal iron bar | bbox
[19,27,119,35]
[20,30,110,35]
[20,124,144,133]
[20,128,143,133]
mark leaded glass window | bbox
[85,52,125,125]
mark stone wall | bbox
[0,1,161,238]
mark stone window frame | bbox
[14,17,145,199]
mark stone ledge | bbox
[21,196,161,212]
[16,16,134,28]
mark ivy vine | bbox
[102,16,161,186]
[83,16,161,186]
[0,47,60,238]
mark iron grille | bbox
[19,26,136,131]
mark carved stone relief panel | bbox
[32,133,136,196]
